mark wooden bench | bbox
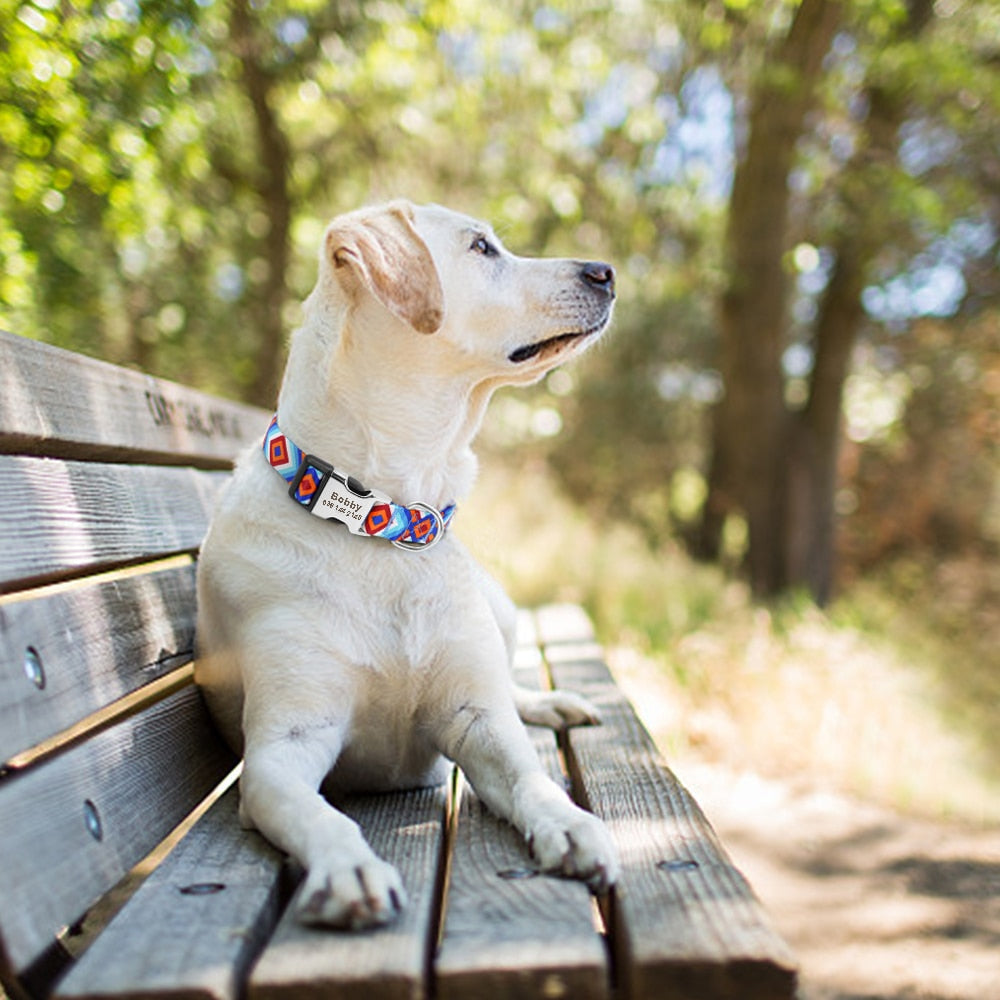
[0,329,797,1000]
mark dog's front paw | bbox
[296,854,407,929]
[528,806,619,893]
[514,687,602,730]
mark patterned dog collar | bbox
[264,416,455,550]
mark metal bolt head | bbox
[24,647,45,690]
[658,858,699,872]
[179,882,227,896]
[83,800,103,841]
[497,868,539,880]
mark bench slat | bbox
[0,456,227,593]
[55,785,285,1000]
[0,562,197,766]
[0,684,237,977]
[248,785,448,1000]
[434,638,609,1000]
[435,773,609,1000]
[536,612,798,1000]
[0,330,268,468]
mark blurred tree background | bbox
[1,0,997,622]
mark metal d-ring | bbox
[392,502,446,552]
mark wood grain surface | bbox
[248,785,449,1000]
[0,561,198,765]
[0,684,236,975]
[434,631,609,1000]
[536,605,798,1000]
[56,786,285,1000]
[0,331,268,468]
[0,587,798,999]
[0,456,227,592]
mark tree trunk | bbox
[699,0,842,596]
[784,247,865,603]
[229,0,292,408]
[784,0,937,602]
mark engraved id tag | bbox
[312,476,381,534]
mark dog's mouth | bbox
[508,322,607,365]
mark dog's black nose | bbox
[581,261,615,296]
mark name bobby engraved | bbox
[322,490,364,517]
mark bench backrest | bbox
[0,330,271,997]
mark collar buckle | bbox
[289,454,383,536]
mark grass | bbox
[459,456,1000,825]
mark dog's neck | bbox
[275,306,489,507]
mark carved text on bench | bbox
[145,391,244,441]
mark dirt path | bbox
[678,762,1000,1000]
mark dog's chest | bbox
[374,585,452,672]
[312,540,459,671]
[322,556,460,792]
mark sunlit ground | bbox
[459,455,1000,826]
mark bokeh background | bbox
[2,0,998,831]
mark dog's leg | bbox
[240,730,407,928]
[473,562,604,731]
[437,698,618,890]
[429,628,619,891]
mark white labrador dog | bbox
[196,200,619,929]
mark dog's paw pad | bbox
[296,857,407,929]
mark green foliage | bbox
[1,0,691,397]
[1,0,997,581]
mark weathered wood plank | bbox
[0,561,198,766]
[539,624,798,1000]
[249,784,449,1000]
[434,630,609,1000]
[0,684,237,976]
[56,786,285,1000]
[0,330,268,468]
[434,779,609,1000]
[0,456,228,593]
[533,604,596,647]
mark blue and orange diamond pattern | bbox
[292,465,324,505]
[364,502,454,546]
[264,416,455,547]
[266,416,302,481]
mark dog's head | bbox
[320,200,615,383]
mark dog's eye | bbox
[470,235,498,258]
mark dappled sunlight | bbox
[13,457,96,583]
[612,606,1000,824]
[4,3,999,997]
[681,766,1000,1000]
[464,456,1000,825]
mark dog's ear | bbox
[325,203,444,334]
